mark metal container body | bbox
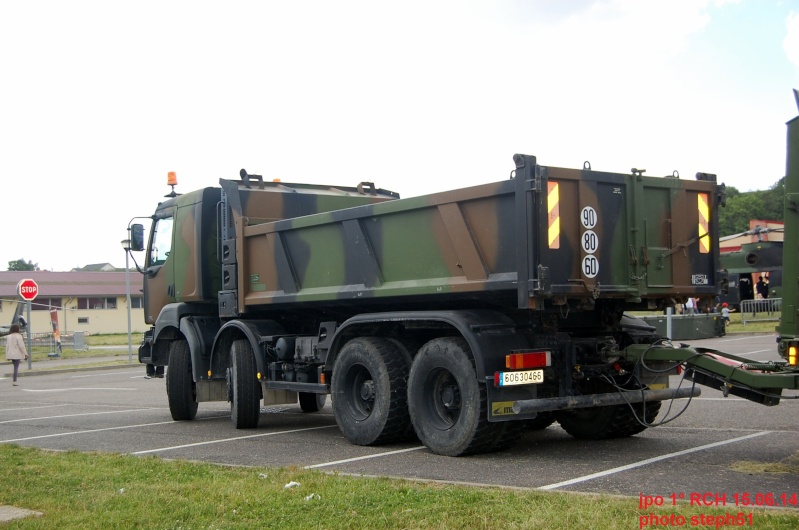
[236,158,721,315]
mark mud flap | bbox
[485,379,539,422]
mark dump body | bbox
[230,155,722,318]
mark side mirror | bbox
[130,224,145,252]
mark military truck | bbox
[131,98,799,457]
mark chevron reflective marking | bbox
[698,193,710,253]
[547,181,560,249]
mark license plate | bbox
[498,369,544,386]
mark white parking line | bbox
[70,371,142,379]
[0,408,160,424]
[1,420,178,443]
[715,336,775,343]
[0,404,69,412]
[537,431,771,491]
[131,425,338,455]
[662,425,796,433]
[21,388,138,393]
[304,446,426,469]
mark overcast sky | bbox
[2,0,798,272]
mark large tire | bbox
[555,382,661,439]
[230,340,261,429]
[527,412,556,430]
[166,340,198,421]
[489,421,526,451]
[331,337,411,446]
[408,337,496,456]
[299,392,327,412]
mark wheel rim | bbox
[342,363,374,420]
[424,367,461,429]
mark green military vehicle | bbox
[130,95,799,456]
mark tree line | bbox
[7,259,38,271]
[718,177,785,236]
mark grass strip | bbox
[1,444,797,529]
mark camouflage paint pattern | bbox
[144,188,221,324]
[235,158,721,315]
[240,182,517,311]
[144,179,398,323]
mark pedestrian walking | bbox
[5,324,28,386]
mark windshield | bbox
[148,217,174,267]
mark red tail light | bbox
[506,351,551,369]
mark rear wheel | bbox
[229,340,261,429]
[299,392,327,412]
[408,337,496,456]
[526,412,556,430]
[555,382,661,439]
[489,421,526,451]
[166,340,198,421]
[331,337,411,445]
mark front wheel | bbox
[407,337,494,456]
[229,340,261,429]
[166,339,198,421]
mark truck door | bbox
[143,211,175,325]
[639,181,718,295]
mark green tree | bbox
[718,179,784,237]
[762,177,786,220]
[7,259,38,271]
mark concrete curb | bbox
[2,361,140,378]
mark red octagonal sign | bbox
[18,278,39,301]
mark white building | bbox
[0,270,148,336]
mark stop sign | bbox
[18,278,39,301]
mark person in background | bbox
[721,302,734,326]
[684,297,695,315]
[5,324,28,386]
[756,275,769,299]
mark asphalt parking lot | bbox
[2,334,798,505]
